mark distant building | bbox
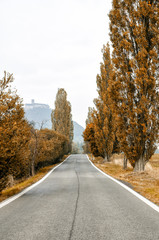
[24,100,84,144]
[25,99,50,110]
[24,100,52,129]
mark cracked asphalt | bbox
[0,154,159,240]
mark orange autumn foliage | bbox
[0,72,31,191]
[93,44,120,161]
[83,123,100,157]
[51,88,73,152]
[0,72,71,192]
[109,0,159,171]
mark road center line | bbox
[69,159,80,240]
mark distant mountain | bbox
[73,121,84,143]
[155,149,159,154]
[24,99,52,129]
[24,100,84,143]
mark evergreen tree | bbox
[109,0,159,171]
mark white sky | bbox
[0,0,112,128]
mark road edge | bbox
[0,155,71,209]
[86,154,159,213]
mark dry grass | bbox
[89,154,159,206]
[0,155,68,203]
[150,154,159,168]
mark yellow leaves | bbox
[83,123,100,157]
[108,0,159,170]
[129,20,134,27]
[148,1,151,6]
[120,39,131,51]
[149,49,158,58]
[88,44,119,159]
[0,72,32,190]
[136,49,148,64]
[51,88,73,148]
[139,0,153,17]
[141,123,147,134]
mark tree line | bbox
[83,0,159,172]
[0,72,73,192]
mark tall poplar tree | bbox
[93,44,117,161]
[86,107,94,125]
[109,0,159,171]
[83,107,94,154]
[51,88,73,151]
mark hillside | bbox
[24,100,52,129]
[24,100,84,143]
[73,121,84,143]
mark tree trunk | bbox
[134,156,145,172]
[31,149,36,176]
[123,155,127,169]
[31,159,35,176]
[103,154,110,162]
[30,134,38,176]
[7,174,14,187]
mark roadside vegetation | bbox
[0,155,69,202]
[0,73,73,195]
[83,0,158,205]
[83,0,158,172]
[89,153,159,206]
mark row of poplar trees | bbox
[0,73,73,192]
[83,0,159,172]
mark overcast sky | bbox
[0,0,112,127]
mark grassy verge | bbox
[89,154,159,206]
[0,155,69,203]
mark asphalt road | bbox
[0,154,159,240]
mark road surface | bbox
[0,154,159,240]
